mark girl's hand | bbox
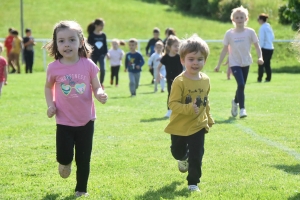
[214,66,220,72]
[47,106,56,118]
[193,99,199,114]
[96,92,108,104]
[257,58,264,65]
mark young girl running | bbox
[215,6,263,118]
[44,20,108,197]
[107,39,125,87]
[87,18,108,88]
[148,41,166,93]
[157,35,183,117]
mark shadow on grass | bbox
[214,117,236,124]
[135,181,190,199]
[273,164,300,175]
[42,193,75,200]
[289,193,300,200]
[273,66,300,74]
[139,91,155,95]
[140,117,168,122]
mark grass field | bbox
[1,0,300,199]
[1,0,300,72]
[0,69,300,199]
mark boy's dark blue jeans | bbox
[170,128,206,185]
[231,66,249,109]
[56,120,94,192]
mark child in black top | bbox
[157,35,183,117]
[23,28,35,73]
[146,27,162,84]
[87,18,108,88]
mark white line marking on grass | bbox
[235,124,300,161]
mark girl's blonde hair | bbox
[165,35,180,55]
[230,6,249,26]
[112,38,126,46]
[43,20,92,60]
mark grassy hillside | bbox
[0,0,298,72]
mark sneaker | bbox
[240,108,247,118]
[75,191,89,197]
[178,159,188,173]
[164,110,172,118]
[188,185,200,192]
[58,163,71,179]
[231,99,238,117]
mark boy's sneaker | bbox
[164,110,172,118]
[231,99,238,117]
[188,185,200,192]
[75,191,89,197]
[58,163,71,179]
[240,108,247,118]
[178,159,188,173]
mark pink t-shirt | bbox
[47,58,100,126]
[108,48,125,66]
[223,27,259,67]
[0,56,7,82]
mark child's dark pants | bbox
[56,120,94,192]
[170,128,206,185]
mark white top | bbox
[223,27,259,67]
[108,48,125,66]
[148,52,162,69]
[259,23,274,50]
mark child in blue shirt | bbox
[125,38,145,96]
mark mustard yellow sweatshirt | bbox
[164,72,214,136]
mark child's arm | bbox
[4,64,8,85]
[136,54,145,70]
[168,81,197,115]
[91,76,107,104]
[148,54,154,68]
[145,40,151,57]
[156,62,163,82]
[205,86,215,127]
[215,45,228,72]
[124,54,128,72]
[44,78,56,118]
[254,42,264,65]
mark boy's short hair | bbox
[128,38,138,45]
[179,34,209,60]
[25,28,31,33]
[11,30,18,35]
[153,27,160,34]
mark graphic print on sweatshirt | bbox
[185,88,207,108]
[59,74,87,98]
[95,41,103,49]
[127,55,136,69]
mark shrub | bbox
[217,0,243,22]
[278,4,292,25]
[174,0,191,11]
[190,0,209,15]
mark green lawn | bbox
[1,0,299,72]
[0,68,299,199]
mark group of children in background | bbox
[0,4,271,197]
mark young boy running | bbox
[164,34,214,192]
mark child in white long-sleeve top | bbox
[107,39,125,87]
[148,41,166,92]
